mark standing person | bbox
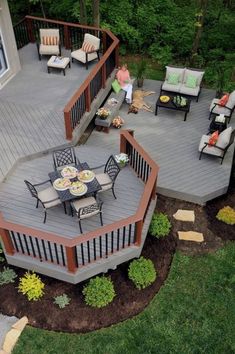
[116,64,133,104]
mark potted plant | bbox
[96,107,111,120]
[136,59,147,88]
[115,153,129,168]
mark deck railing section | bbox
[0,131,159,275]
[13,16,119,140]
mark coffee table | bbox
[47,56,71,76]
[155,94,191,121]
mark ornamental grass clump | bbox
[149,212,171,238]
[0,267,17,285]
[83,276,115,308]
[18,272,45,301]
[216,206,235,225]
[128,256,157,290]
[54,294,71,309]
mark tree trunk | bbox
[92,0,100,27]
[79,0,87,25]
[190,0,208,65]
[40,0,46,18]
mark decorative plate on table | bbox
[160,95,170,103]
[69,181,87,196]
[53,178,71,191]
[61,166,78,179]
[77,170,95,183]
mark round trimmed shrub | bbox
[149,212,171,238]
[128,256,157,290]
[216,206,235,225]
[83,276,115,308]
[18,272,45,301]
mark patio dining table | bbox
[48,162,101,205]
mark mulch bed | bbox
[0,184,234,333]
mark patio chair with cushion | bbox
[209,90,235,123]
[37,28,61,61]
[53,146,78,171]
[24,179,63,223]
[71,33,100,70]
[71,196,103,233]
[91,155,121,199]
[161,66,205,101]
[198,126,235,164]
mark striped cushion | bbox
[82,42,95,53]
[42,36,58,46]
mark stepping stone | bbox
[178,231,204,242]
[173,210,195,222]
[12,316,28,332]
[3,329,21,353]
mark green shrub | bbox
[128,256,157,290]
[83,276,115,308]
[0,267,17,285]
[54,294,71,309]
[18,272,45,301]
[149,213,171,238]
[216,206,235,225]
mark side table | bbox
[208,115,228,134]
[47,56,71,76]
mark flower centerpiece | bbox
[96,107,111,120]
[115,153,129,168]
[112,116,124,129]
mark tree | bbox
[79,0,87,25]
[92,0,100,27]
[190,0,208,65]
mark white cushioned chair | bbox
[209,90,235,123]
[161,66,205,101]
[71,33,100,70]
[71,196,103,233]
[24,179,63,223]
[198,127,235,164]
[37,29,61,61]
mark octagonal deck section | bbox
[0,146,144,238]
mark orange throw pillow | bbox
[42,36,58,45]
[218,94,229,106]
[82,42,95,53]
[208,130,219,146]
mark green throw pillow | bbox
[112,79,121,93]
[185,74,197,88]
[167,73,180,85]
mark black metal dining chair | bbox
[24,180,63,223]
[53,146,79,171]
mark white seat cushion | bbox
[162,81,181,93]
[38,187,61,208]
[180,84,200,97]
[95,173,112,192]
[226,90,235,109]
[198,135,223,157]
[183,69,204,87]
[210,98,231,116]
[40,44,60,56]
[47,56,70,69]
[165,66,185,83]
[72,197,99,219]
[217,127,232,149]
[71,49,98,63]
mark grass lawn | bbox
[13,242,235,354]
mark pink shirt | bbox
[116,69,131,87]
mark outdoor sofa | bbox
[161,65,205,101]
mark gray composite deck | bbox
[0,146,144,238]
[0,43,97,182]
[85,80,235,204]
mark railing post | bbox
[151,176,157,200]
[85,84,91,112]
[0,228,15,256]
[26,18,35,43]
[101,63,107,88]
[115,43,119,68]
[65,246,77,273]
[135,220,143,246]
[64,111,73,140]
[64,25,70,49]
[120,133,127,154]
[102,32,107,53]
